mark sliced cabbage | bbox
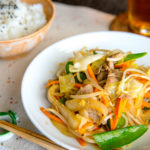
[59,74,75,93]
[91,57,105,72]
[69,53,104,72]
[126,79,143,98]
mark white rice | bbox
[0,0,47,40]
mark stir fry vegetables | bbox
[42,47,150,150]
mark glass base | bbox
[109,12,150,37]
[129,24,150,36]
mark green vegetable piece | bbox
[107,113,126,129]
[116,116,126,129]
[93,51,98,55]
[93,125,148,150]
[58,97,66,104]
[142,100,150,110]
[65,61,74,74]
[74,72,86,83]
[124,52,147,62]
[143,107,150,110]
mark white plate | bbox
[21,31,150,150]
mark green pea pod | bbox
[93,125,148,150]
[65,61,74,74]
[124,52,147,62]
[74,72,86,83]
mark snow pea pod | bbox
[93,125,148,150]
[65,61,74,74]
[124,52,147,62]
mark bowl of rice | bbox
[0,0,55,58]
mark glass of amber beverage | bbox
[128,0,150,36]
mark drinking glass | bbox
[128,0,150,36]
[110,0,150,37]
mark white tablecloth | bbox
[0,2,114,150]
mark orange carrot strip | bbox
[93,88,99,92]
[40,107,65,125]
[110,117,114,131]
[44,80,59,88]
[135,77,148,84]
[74,83,84,89]
[78,122,93,134]
[112,98,126,130]
[56,96,62,99]
[115,60,135,71]
[87,64,98,83]
[76,138,86,146]
[144,90,150,99]
[127,71,149,84]
[101,95,110,107]
[142,101,150,108]
[115,60,134,68]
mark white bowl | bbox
[21,31,150,150]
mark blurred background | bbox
[53,0,128,14]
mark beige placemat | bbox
[0,2,114,150]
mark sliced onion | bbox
[70,91,102,99]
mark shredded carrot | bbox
[144,90,150,99]
[127,71,148,84]
[101,95,110,107]
[111,98,127,130]
[78,122,93,134]
[115,60,135,71]
[135,77,148,84]
[87,64,98,83]
[76,138,86,146]
[44,80,59,88]
[110,117,114,131]
[93,88,99,92]
[142,101,150,108]
[40,107,65,125]
[115,61,129,68]
[56,96,62,99]
[74,83,84,89]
